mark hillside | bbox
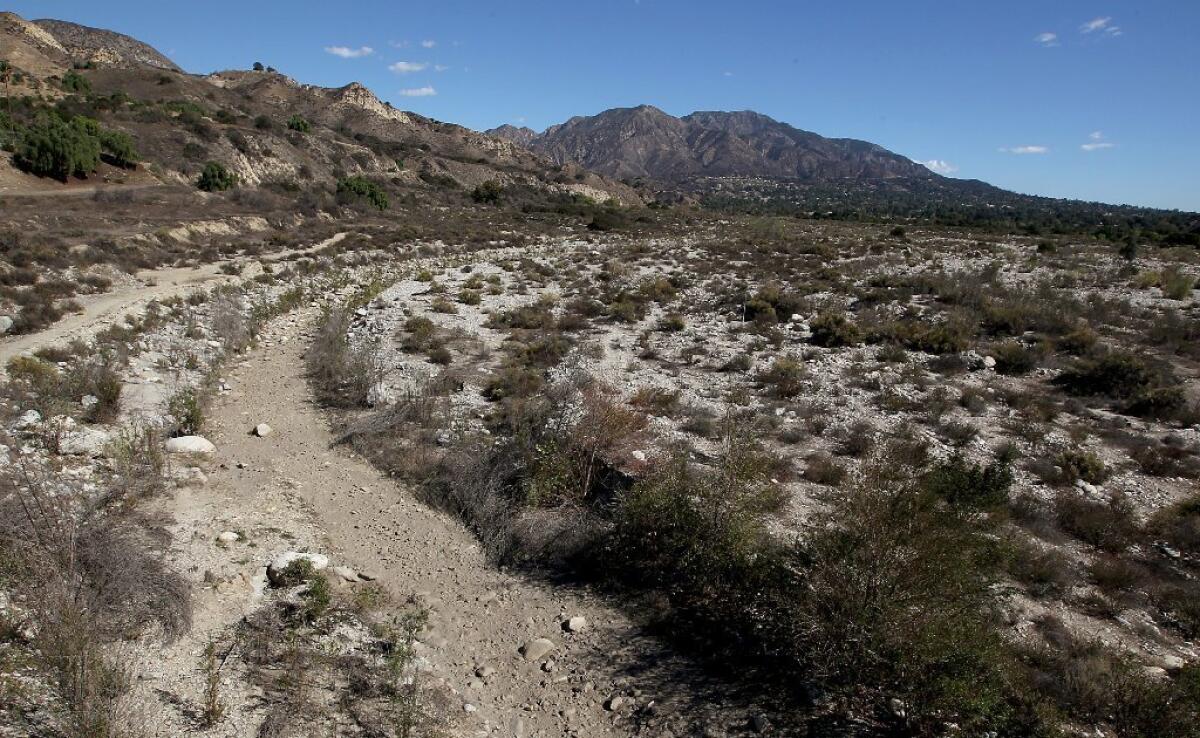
[0,12,636,205]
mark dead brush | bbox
[0,462,190,738]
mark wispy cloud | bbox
[325,46,374,59]
[916,159,958,175]
[398,86,437,97]
[1000,145,1049,155]
[420,40,437,48]
[1080,16,1121,36]
[1081,131,1116,151]
[1034,32,1059,47]
[722,71,734,77]
[389,61,429,73]
[434,64,450,72]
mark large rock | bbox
[266,551,330,585]
[59,427,111,457]
[519,637,556,662]
[165,435,216,455]
[0,316,12,335]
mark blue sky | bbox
[11,1,1199,211]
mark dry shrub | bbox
[307,307,386,408]
[0,464,190,737]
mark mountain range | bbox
[489,105,935,184]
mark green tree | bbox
[15,119,101,180]
[61,70,90,93]
[98,129,138,168]
[252,62,265,72]
[196,161,237,192]
[336,176,389,210]
[285,114,310,133]
[471,179,503,204]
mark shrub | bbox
[336,176,389,210]
[923,453,1013,510]
[991,340,1039,375]
[285,114,310,133]
[803,452,847,486]
[809,310,861,347]
[61,70,90,93]
[308,308,386,408]
[196,161,237,192]
[97,129,138,168]
[755,355,806,398]
[167,388,204,437]
[471,179,502,204]
[1055,491,1137,552]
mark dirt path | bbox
[0,232,347,367]
[186,307,762,738]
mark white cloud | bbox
[389,61,429,73]
[434,64,450,72]
[1000,145,1049,155]
[1035,32,1059,47]
[1081,131,1115,151]
[916,159,958,175]
[1080,17,1121,35]
[420,40,437,48]
[723,71,734,77]
[325,45,374,59]
[398,86,437,97]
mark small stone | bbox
[217,531,240,544]
[16,409,41,428]
[519,638,556,662]
[253,423,273,437]
[562,616,588,633]
[750,714,771,733]
[475,666,495,679]
[0,316,12,334]
[604,695,627,711]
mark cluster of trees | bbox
[336,175,389,210]
[12,113,138,181]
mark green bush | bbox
[196,161,237,192]
[285,114,310,133]
[471,179,502,204]
[336,176,389,210]
[923,453,1013,510]
[809,311,862,347]
[61,70,91,93]
[98,129,138,168]
[15,119,101,180]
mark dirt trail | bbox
[188,307,761,738]
[0,232,346,367]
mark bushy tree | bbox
[252,62,265,72]
[15,118,101,180]
[196,161,237,192]
[336,176,389,210]
[285,114,310,133]
[471,179,502,204]
[98,129,138,168]
[61,70,90,93]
